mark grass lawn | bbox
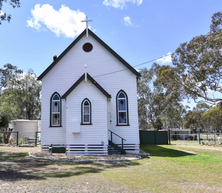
[0,145,222,193]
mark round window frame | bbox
[83,43,93,52]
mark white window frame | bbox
[51,93,61,126]
[82,99,91,124]
[117,91,128,125]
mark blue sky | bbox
[1,0,222,77]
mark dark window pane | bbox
[84,115,90,122]
[118,99,126,110]
[84,101,89,105]
[52,101,60,112]
[52,114,60,125]
[119,112,126,123]
[118,92,125,98]
[53,94,59,100]
[84,107,89,114]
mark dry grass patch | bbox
[0,145,222,192]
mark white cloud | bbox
[124,16,132,26]
[27,4,87,38]
[0,11,4,16]
[103,0,143,9]
[157,52,172,64]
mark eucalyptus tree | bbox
[0,63,23,93]
[202,105,222,132]
[183,103,210,132]
[158,12,222,105]
[137,63,183,130]
[0,0,20,24]
[163,104,187,130]
[2,69,41,120]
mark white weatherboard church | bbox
[38,21,140,155]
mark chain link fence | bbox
[170,133,222,146]
[170,134,199,145]
[199,133,222,146]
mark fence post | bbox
[168,129,171,145]
[111,132,113,142]
[140,130,143,145]
[17,132,19,146]
[198,133,200,145]
[35,131,37,147]
[214,133,216,145]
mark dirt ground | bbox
[0,146,144,193]
[31,151,141,161]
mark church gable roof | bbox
[62,73,111,99]
[38,29,140,80]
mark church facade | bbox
[38,29,140,155]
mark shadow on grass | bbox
[140,145,196,157]
[0,151,140,182]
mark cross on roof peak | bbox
[81,16,93,38]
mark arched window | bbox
[50,93,61,126]
[116,90,129,125]
[81,99,92,124]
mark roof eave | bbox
[62,73,111,99]
[37,30,87,81]
[88,29,141,77]
[38,28,141,80]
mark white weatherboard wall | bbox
[40,83,66,145]
[65,80,108,145]
[40,32,140,153]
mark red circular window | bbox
[83,43,93,52]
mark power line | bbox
[133,53,172,68]
[93,53,172,78]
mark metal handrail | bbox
[108,129,126,153]
[108,129,126,141]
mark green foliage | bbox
[163,105,187,129]
[158,12,222,104]
[202,105,222,132]
[0,114,9,128]
[0,63,23,90]
[137,63,184,130]
[0,65,41,141]
[0,64,23,124]
[1,68,41,120]
[155,118,163,130]
[184,110,203,131]
[0,0,20,24]
[19,138,23,144]
[183,103,210,132]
